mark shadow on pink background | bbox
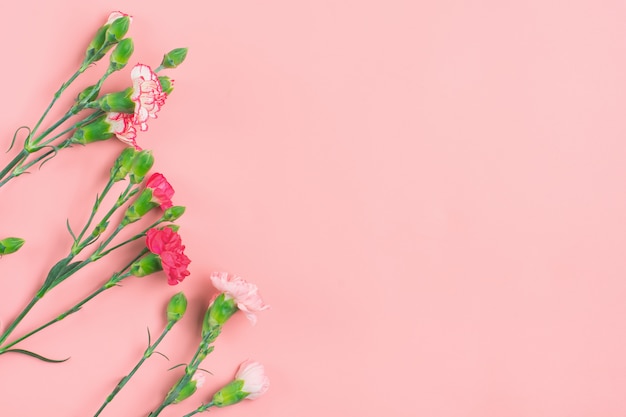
[0,1,626,416]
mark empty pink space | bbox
[0,1,625,416]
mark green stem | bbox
[182,403,214,417]
[98,218,164,258]
[30,70,82,140]
[74,177,115,245]
[148,328,219,417]
[93,320,176,417]
[0,296,40,346]
[0,149,28,184]
[0,251,144,353]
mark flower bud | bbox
[130,253,162,277]
[121,189,158,225]
[162,206,185,221]
[0,237,25,255]
[158,76,174,95]
[166,292,188,322]
[97,88,135,113]
[76,85,101,105]
[129,151,154,184]
[109,38,134,71]
[70,114,115,145]
[106,14,131,42]
[161,48,188,69]
[84,26,108,64]
[203,293,238,335]
[110,148,138,182]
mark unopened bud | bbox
[161,48,188,69]
[106,14,131,42]
[109,38,134,71]
[0,237,25,255]
[162,206,185,222]
[129,151,154,184]
[166,292,188,322]
[111,148,138,182]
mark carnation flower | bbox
[106,11,130,25]
[211,361,270,407]
[236,361,270,400]
[130,64,167,131]
[210,273,269,325]
[146,228,190,285]
[145,173,174,209]
[106,112,138,149]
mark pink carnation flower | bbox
[210,272,269,325]
[145,173,174,209]
[130,64,167,131]
[106,11,131,25]
[146,228,191,285]
[236,361,270,400]
[106,112,139,149]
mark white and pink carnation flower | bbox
[130,64,167,131]
[210,272,269,325]
[106,112,139,149]
[236,361,270,400]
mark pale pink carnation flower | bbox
[106,11,131,25]
[236,361,270,400]
[210,272,269,325]
[192,371,206,388]
[130,64,167,131]
[106,112,139,149]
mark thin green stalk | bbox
[0,296,40,346]
[0,149,28,184]
[98,218,164,258]
[74,177,115,245]
[148,328,219,417]
[182,403,214,417]
[30,69,82,140]
[0,251,144,353]
[93,320,176,417]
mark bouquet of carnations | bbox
[0,11,269,417]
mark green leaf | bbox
[2,349,69,363]
[66,219,77,242]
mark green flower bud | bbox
[0,237,25,255]
[129,151,154,184]
[97,88,135,113]
[109,38,134,71]
[161,48,188,69]
[166,292,188,322]
[121,189,158,225]
[130,253,162,277]
[211,380,247,407]
[84,26,108,64]
[162,206,185,222]
[170,373,204,404]
[106,15,131,42]
[70,114,114,145]
[111,148,138,182]
[90,222,108,239]
[76,85,101,104]
[158,76,174,95]
[203,293,238,335]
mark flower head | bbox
[106,112,138,148]
[146,173,174,209]
[131,64,167,131]
[146,228,190,285]
[236,361,270,400]
[106,11,131,25]
[212,361,269,407]
[210,273,269,325]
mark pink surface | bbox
[1,1,626,416]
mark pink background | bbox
[1,1,626,416]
